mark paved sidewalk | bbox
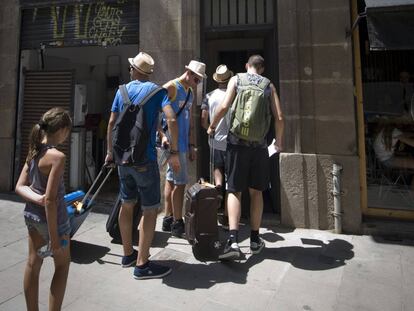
[0,193,413,311]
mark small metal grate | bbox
[203,0,274,30]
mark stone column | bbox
[277,0,361,233]
[0,0,20,191]
[139,0,201,209]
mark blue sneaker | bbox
[133,261,172,280]
[121,249,138,268]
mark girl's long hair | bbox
[26,107,72,165]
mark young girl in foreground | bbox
[15,107,72,311]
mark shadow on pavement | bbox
[152,230,171,248]
[245,238,355,271]
[70,240,110,264]
[0,193,25,203]
[161,238,354,290]
[161,259,248,289]
[371,235,414,246]
[217,223,292,243]
[108,229,171,248]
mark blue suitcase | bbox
[65,166,113,237]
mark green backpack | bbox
[230,73,271,142]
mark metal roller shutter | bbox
[19,70,74,187]
[20,0,140,49]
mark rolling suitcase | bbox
[184,137,222,261]
[65,166,114,238]
[184,181,221,261]
[106,193,141,242]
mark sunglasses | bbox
[128,65,134,71]
[190,71,201,84]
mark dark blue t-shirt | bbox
[111,80,170,162]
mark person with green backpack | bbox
[207,55,284,260]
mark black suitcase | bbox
[184,180,222,261]
[106,193,141,242]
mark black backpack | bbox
[112,84,163,166]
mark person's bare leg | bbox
[215,167,227,212]
[24,230,44,311]
[172,184,186,220]
[164,180,174,217]
[249,188,263,231]
[214,167,223,187]
[137,209,157,266]
[224,193,228,216]
[227,192,242,230]
[49,236,70,311]
[119,202,135,256]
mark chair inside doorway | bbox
[366,135,414,210]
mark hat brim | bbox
[213,70,233,83]
[128,58,153,75]
[185,66,207,79]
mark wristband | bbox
[106,150,113,155]
[170,149,179,154]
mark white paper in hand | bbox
[268,139,279,157]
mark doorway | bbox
[199,29,280,215]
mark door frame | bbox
[352,0,414,221]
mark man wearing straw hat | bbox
[159,60,207,238]
[105,52,180,279]
[201,64,234,229]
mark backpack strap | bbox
[119,84,132,110]
[258,77,271,90]
[118,84,164,111]
[237,73,249,87]
[138,86,164,108]
[161,87,191,133]
[176,88,192,118]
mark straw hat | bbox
[128,52,154,75]
[213,65,233,83]
[185,60,207,79]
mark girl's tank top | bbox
[23,145,68,226]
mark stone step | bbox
[362,218,414,241]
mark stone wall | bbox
[140,0,201,209]
[0,0,20,191]
[280,153,361,233]
[277,0,362,233]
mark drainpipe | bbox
[332,163,343,234]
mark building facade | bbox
[1,0,412,234]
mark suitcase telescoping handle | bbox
[209,135,214,185]
[81,165,114,207]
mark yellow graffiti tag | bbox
[51,6,68,39]
[75,4,92,39]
